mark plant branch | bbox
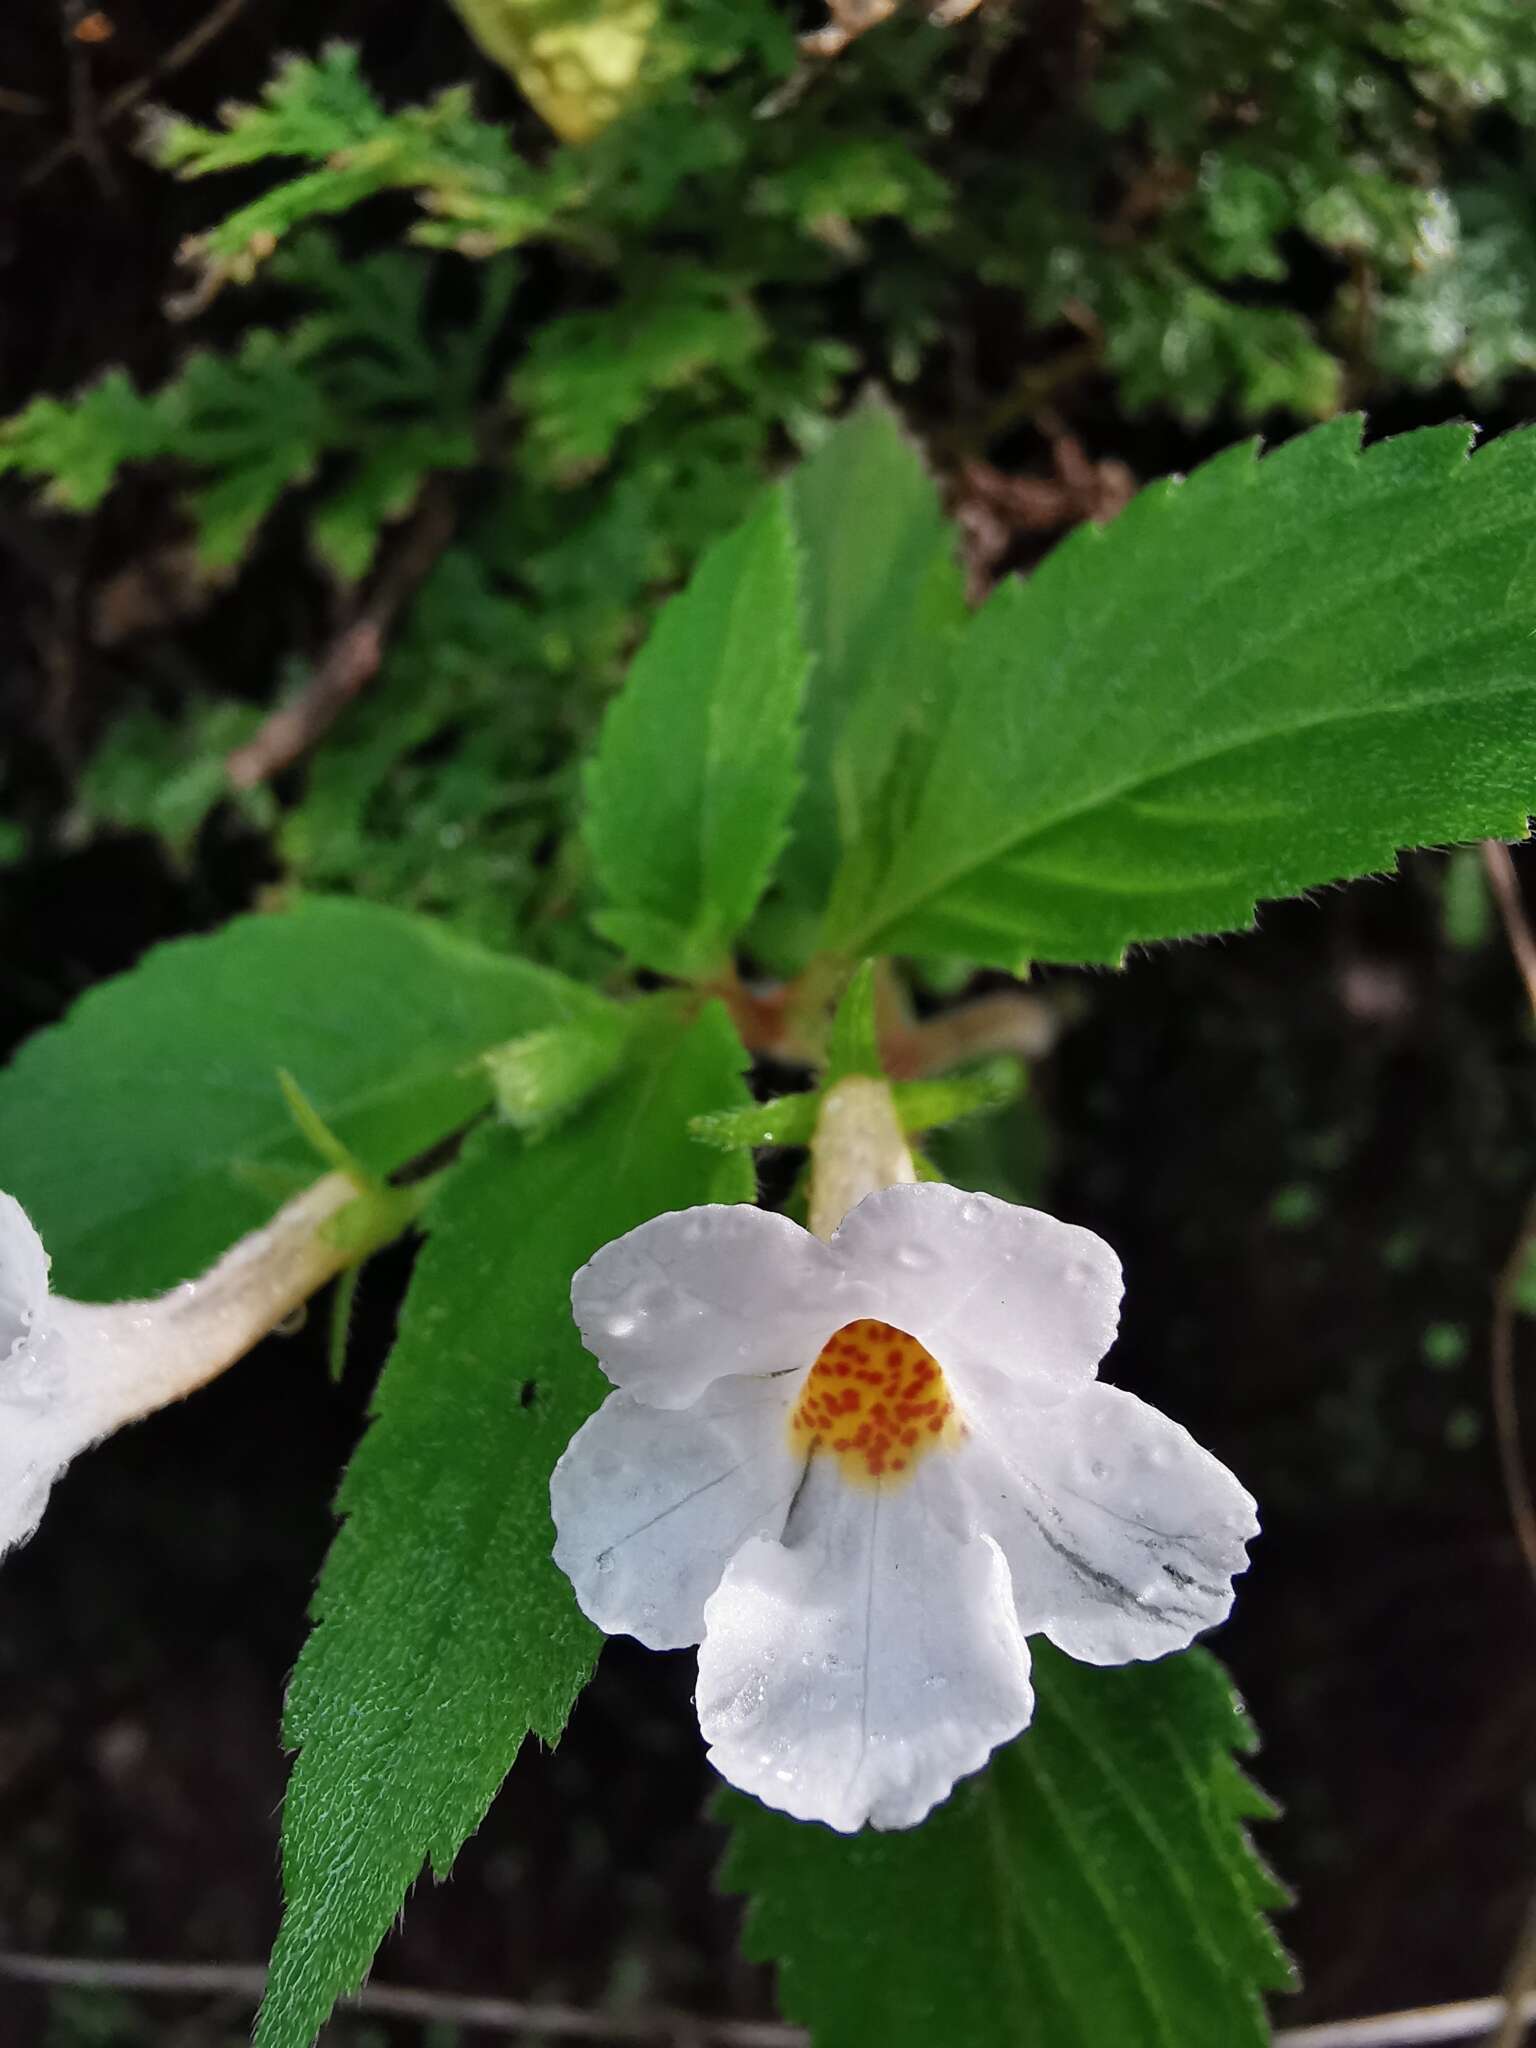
[1492,1881,1536,2048]
[0,1954,804,2046]
[712,962,1065,1079]
[1,1954,1531,2047]
[1481,840,1536,1020]
[1481,839,1536,1600]
[26,0,252,188]
[225,481,457,789]
[1492,1192,1536,1600]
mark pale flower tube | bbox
[1,1175,374,1561]
[552,1151,1257,1832]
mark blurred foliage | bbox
[7,0,1536,948]
[0,234,507,577]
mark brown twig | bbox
[0,1954,805,2046]
[880,988,1066,1078]
[2,1952,1530,2046]
[225,483,458,790]
[26,0,252,189]
[59,0,120,202]
[1482,839,1536,1599]
[1482,841,1536,1021]
[709,960,1067,1079]
[1276,1993,1536,2046]
[1492,1192,1536,1600]
[1493,1888,1536,2048]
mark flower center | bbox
[788,1318,964,1487]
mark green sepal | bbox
[482,1003,635,1137]
[691,1093,822,1151]
[279,1067,380,1188]
[691,1058,1025,1157]
[824,960,883,1083]
[327,1266,361,1384]
[892,1058,1025,1132]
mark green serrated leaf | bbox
[832,419,1536,968]
[255,1000,754,2048]
[0,896,604,1299]
[585,485,810,978]
[779,391,968,923]
[719,1643,1293,2048]
[824,960,882,1082]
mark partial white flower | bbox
[1,1175,370,1562]
[552,1179,1257,1833]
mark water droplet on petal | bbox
[923,1673,949,1691]
[958,1199,983,1225]
[595,1550,614,1575]
[605,1312,637,1338]
[893,1242,938,1272]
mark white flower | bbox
[551,1180,1257,1833]
[1,1176,371,1562]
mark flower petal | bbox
[695,1458,1034,1831]
[1,1296,192,1563]
[571,1204,844,1408]
[552,1377,805,1649]
[959,1381,1258,1664]
[0,1191,50,1364]
[0,1326,88,1561]
[828,1183,1121,1402]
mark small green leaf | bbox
[256,1001,754,2048]
[833,420,1536,968]
[585,486,810,977]
[0,896,605,1298]
[778,392,968,925]
[720,1644,1293,2048]
[824,961,883,1083]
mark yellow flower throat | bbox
[789,1319,965,1488]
